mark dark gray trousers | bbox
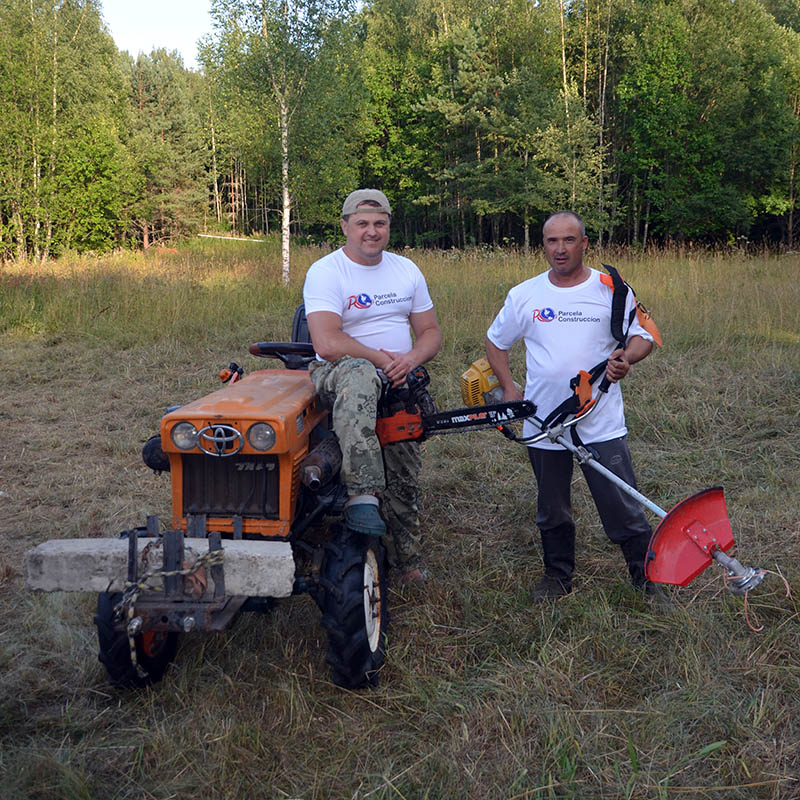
[527,436,652,586]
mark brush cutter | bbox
[461,359,765,595]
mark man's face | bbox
[543,214,588,281]
[341,207,390,265]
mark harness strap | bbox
[542,360,607,429]
[601,264,635,348]
[600,264,662,348]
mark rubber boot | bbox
[620,533,650,587]
[531,523,575,602]
[621,533,670,605]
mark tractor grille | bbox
[181,453,279,519]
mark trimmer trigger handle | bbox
[599,355,624,393]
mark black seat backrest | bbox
[292,304,311,344]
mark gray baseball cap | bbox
[341,189,392,217]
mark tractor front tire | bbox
[94,593,179,688]
[320,530,388,689]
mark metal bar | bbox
[187,514,208,538]
[209,531,225,600]
[233,515,243,540]
[132,596,248,632]
[126,529,138,585]
[146,515,159,537]
[163,530,184,599]
[554,434,668,519]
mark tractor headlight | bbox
[247,422,276,451]
[171,422,198,450]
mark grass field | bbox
[1,240,799,799]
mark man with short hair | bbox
[485,210,659,601]
[303,189,442,584]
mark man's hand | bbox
[605,348,630,383]
[380,308,442,387]
[380,349,415,387]
[485,338,523,402]
[605,336,653,383]
[501,385,524,403]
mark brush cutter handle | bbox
[597,356,622,394]
[598,353,627,393]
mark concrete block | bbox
[24,537,295,598]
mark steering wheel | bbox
[249,341,316,370]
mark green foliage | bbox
[121,50,209,247]
[0,0,128,258]
[52,120,126,252]
[200,0,360,264]
[2,0,800,257]
[615,0,797,242]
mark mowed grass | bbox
[1,240,799,799]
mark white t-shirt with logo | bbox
[486,268,653,449]
[303,247,434,354]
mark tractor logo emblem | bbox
[212,427,231,455]
[533,307,555,322]
[347,293,373,310]
[197,424,244,457]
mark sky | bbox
[101,0,213,70]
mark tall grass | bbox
[1,242,799,799]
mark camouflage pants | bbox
[309,356,423,570]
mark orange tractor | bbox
[97,329,390,690]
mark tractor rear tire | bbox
[94,593,179,688]
[320,530,388,689]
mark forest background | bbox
[3,0,800,273]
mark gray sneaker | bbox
[530,575,572,603]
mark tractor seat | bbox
[292,304,311,345]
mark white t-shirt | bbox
[486,268,653,449]
[303,247,434,354]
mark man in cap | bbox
[303,189,442,584]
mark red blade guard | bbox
[645,487,735,586]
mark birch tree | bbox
[207,0,353,284]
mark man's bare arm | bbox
[485,338,523,402]
[381,308,442,385]
[307,311,393,370]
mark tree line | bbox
[2,0,799,268]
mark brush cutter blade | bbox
[645,487,735,586]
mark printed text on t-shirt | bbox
[347,291,413,310]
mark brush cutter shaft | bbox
[710,550,765,594]
[553,433,668,519]
[521,386,667,518]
